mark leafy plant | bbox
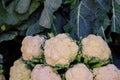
[0,0,119,43]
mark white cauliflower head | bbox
[9,59,31,80]
[21,35,45,60]
[65,63,93,80]
[93,64,120,80]
[44,34,79,66]
[82,34,111,60]
[30,64,61,80]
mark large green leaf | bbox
[26,22,44,35]
[95,0,111,12]
[96,16,111,41]
[65,0,111,40]
[39,0,62,28]
[5,0,41,25]
[0,1,7,25]
[15,0,31,14]
[17,6,44,36]
[0,31,18,42]
[112,0,120,33]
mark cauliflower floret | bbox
[44,34,79,66]
[82,34,111,60]
[93,64,120,80]
[65,63,93,80]
[9,59,31,80]
[21,35,45,60]
[30,64,61,80]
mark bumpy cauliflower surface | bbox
[65,63,93,80]
[82,34,111,60]
[21,35,45,60]
[9,59,31,80]
[30,64,61,80]
[44,34,79,66]
[93,64,120,80]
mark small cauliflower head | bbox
[65,63,93,80]
[82,34,111,60]
[9,59,31,80]
[30,64,61,80]
[44,34,79,66]
[21,35,45,60]
[93,64,120,80]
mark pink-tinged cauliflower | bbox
[21,35,45,60]
[9,59,31,80]
[65,63,93,80]
[93,64,120,80]
[30,64,61,80]
[82,34,111,60]
[44,34,79,66]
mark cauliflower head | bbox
[9,59,31,80]
[21,35,45,60]
[44,34,79,66]
[93,64,120,80]
[82,34,111,60]
[30,64,61,80]
[65,63,93,80]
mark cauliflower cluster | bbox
[9,34,120,80]
[93,64,120,80]
[81,34,111,60]
[44,34,79,66]
[21,35,45,60]
[9,59,31,80]
[30,64,61,80]
[65,63,93,80]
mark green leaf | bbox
[111,0,120,34]
[66,0,111,40]
[64,0,79,9]
[96,16,110,41]
[0,1,7,25]
[15,0,31,14]
[29,0,43,14]
[54,64,69,70]
[39,0,62,28]
[91,60,109,68]
[5,0,41,25]
[0,31,18,42]
[52,12,67,34]
[115,0,120,5]
[17,8,43,36]
[95,0,111,12]
[88,57,100,64]
[26,21,44,35]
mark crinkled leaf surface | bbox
[39,0,62,28]
[15,0,31,14]
[5,0,41,25]
[0,1,7,25]
[112,0,120,34]
[0,31,17,42]
[26,21,44,36]
[66,0,111,40]
[95,0,111,11]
